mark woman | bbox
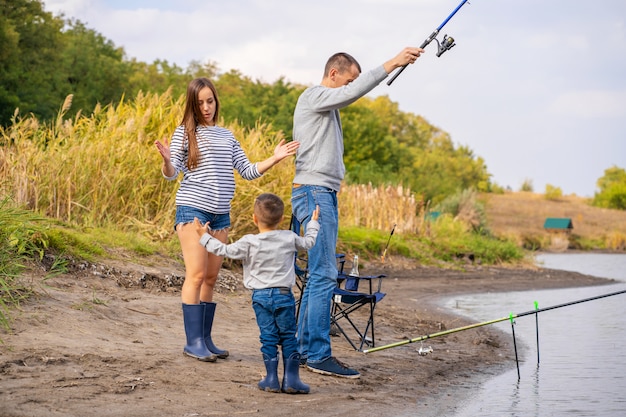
[155,78,299,362]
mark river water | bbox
[427,253,626,417]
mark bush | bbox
[594,182,626,210]
[544,184,563,200]
[593,166,626,210]
[520,178,534,192]
[434,189,489,234]
[0,198,48,330]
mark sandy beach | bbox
[0,256,615,417]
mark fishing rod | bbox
[380,223,396,263]
[363,288,626,354]
[387,0,471,86]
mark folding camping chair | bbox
[290,215,387,350]
[331,265,387,351]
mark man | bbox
[292,46,424,378]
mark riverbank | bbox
[0,257,616,417]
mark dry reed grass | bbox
[1,91,182,239]
[338,183,421,234]
[1,91,421,243]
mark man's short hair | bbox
[324,52,361,77]
[254,193,284,227]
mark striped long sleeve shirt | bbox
[164,125,262,214]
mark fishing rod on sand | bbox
[387,0,472,86]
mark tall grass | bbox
[0,197,48,330]
[338,183,420,234]
[0,90,425,240]
[2,91,179,237]
[0,92,294,240]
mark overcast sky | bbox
[43,0,626,197]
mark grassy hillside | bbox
[481,192,626,251]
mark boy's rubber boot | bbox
[281,352,310,394]
[182,303,217,362]
[201,301,229,358]
[258,354,281,393]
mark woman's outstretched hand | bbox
[257,139,300,174]
[154,136,171,163]
[273,139,299,162]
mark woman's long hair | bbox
[180,78,221,170]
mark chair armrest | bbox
[337,273,387,293]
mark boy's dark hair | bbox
[254,193,284,227]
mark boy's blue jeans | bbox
[252,288,298,358]
[291,185,339,364]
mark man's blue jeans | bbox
[291,185,338,363]
[252,288,298,358]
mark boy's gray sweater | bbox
[199,220,320,290]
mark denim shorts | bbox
[174,205,231,231]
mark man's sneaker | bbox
[299,355,307,367]
[306,357,360,379]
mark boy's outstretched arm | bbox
[196,222,249,260]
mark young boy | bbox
[193,193,319,394]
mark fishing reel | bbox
[435,34,456,57]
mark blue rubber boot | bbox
[281,352,310,394]
[258,354,281,393]
[182,303,217,362]
[201,301,229,358]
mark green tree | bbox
[0,1,192,125]
[215,71,300,138]
[59,20,133,118]
[408,135,490,204]
[0,7,21,122]
[126,58,208,100]
[0,0,65,124]
[593,166,626,210]
[340,95,491,204]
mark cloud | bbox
[549,90,626,119]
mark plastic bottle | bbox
[349,255,359,277]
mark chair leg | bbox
[331,298,378,351]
